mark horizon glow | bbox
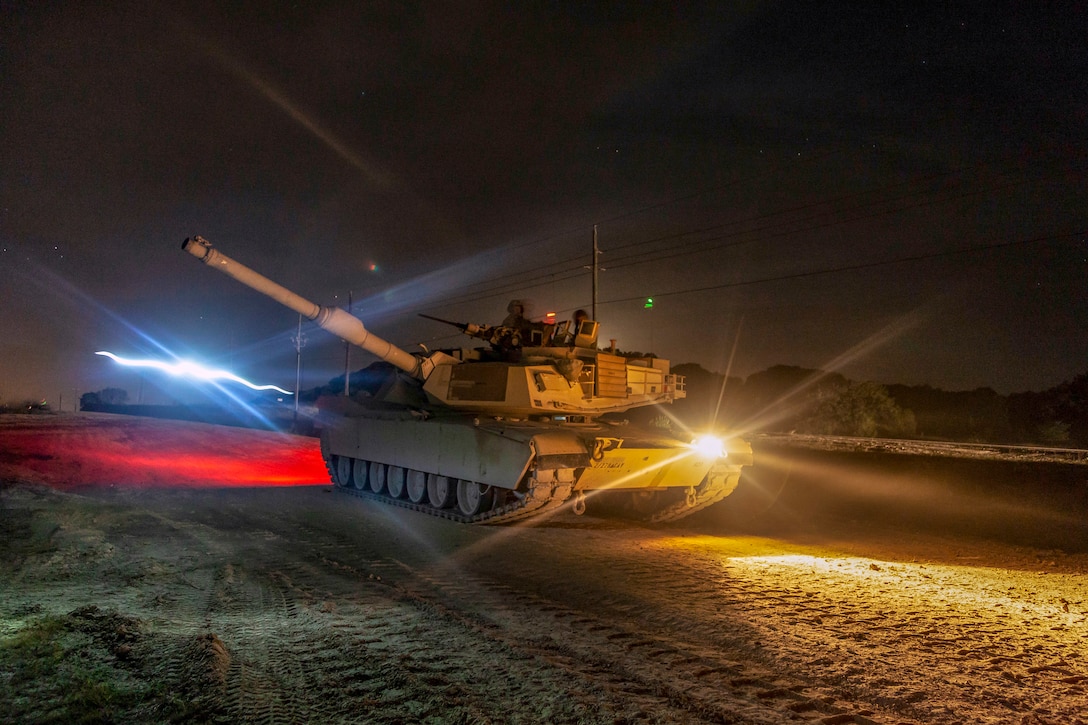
[95,351,293,395]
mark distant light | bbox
[368,262,378,272]
[645,297,654,309]
[690,434,726,459]
[95,351,293,395]
[546,311,556,320]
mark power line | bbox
[409,145,1083,313]
[429,164,1054,309]
[419,147,858,307]
[603,230,1086,305]
[605,174,1032,270]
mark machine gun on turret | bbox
[418,313,524,351]
[419,311,596,353]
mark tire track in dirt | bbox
[235,501,884,724]
[388,562,883,724]
[158,498,713,722]
[10,483,1084,724]
[498,532,1088,724]
[710,555,1088,723]
[241,523,715,722]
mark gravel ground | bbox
[1,413,1086,724]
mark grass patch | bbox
[0,609,150,723]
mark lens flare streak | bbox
[95,351,293,395]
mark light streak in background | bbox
[733,307,932,434]
[173,16,574,327]
[95,351,293,395]
[182,24,392,190]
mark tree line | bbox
[663,364,1088,447]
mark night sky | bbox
[3,2,1086,406]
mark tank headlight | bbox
[691,435,727,459]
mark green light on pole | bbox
[645,297,654,309]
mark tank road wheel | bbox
[368,461,386,494]
[456,480,495,517]
[351,459,369,490]
[427,474,456,509]
[386,466,406,499]
[406,470,427,504]
[335,456,354,488]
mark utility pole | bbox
[645,296,655,353]
[292,313,305,431]
[343,290,352,396]
[592,225,599,320]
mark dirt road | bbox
[2,414,1086,723]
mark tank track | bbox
[645,471,743,523]
[326,455,742,525]
[326,456,574,525]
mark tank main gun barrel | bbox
[182,236,424,379]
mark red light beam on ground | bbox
[0,414,328,489]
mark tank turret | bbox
[181,235,751,525]
[183,236,685,420]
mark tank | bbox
[182,235,752,524]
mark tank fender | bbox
[530,430,592,470]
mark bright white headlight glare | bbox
[691,434,727,459]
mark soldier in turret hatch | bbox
[558,309,590,346]
[572,308,588,330]
[502,299,532,341]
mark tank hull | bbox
[319,401,752,524]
